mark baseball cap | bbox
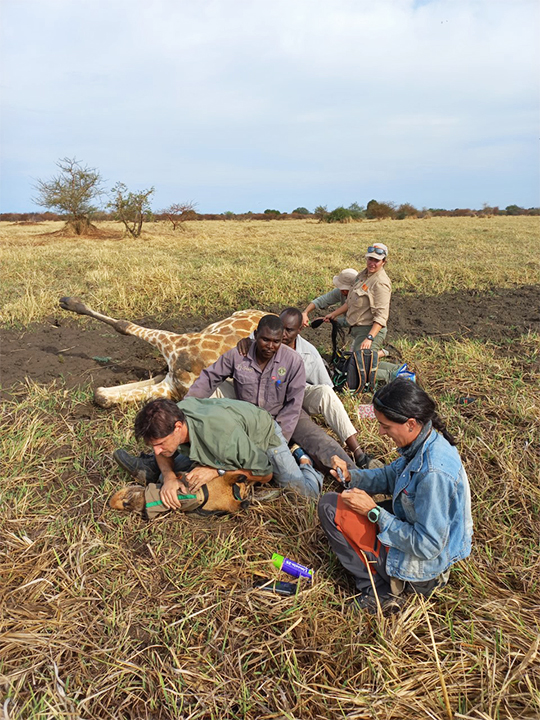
[365,243,388,260]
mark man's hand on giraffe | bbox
[185,466,219,493]
[236,337,253,356]
[160,474,188,509]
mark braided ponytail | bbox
[431,412,457,446]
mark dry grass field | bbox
[1,217,539,719]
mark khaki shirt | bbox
[346,267,391,327]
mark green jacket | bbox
[176,397,279,476]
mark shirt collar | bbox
[398,420,433,461]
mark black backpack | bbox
[309,318,391,393]
[332,348,380,394]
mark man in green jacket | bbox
[115,395,322,510]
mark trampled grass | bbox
[0,216,539,326]
[0,219,539,719]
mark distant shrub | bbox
[264,209,281,216]
[396,203,419,220]
[313,205,328,222]
[366,200,396,220]
[291,206,310,215]
[505,204,526,216]
[325,207,353,223]
[348,202,366,219]
[162,202,198,230]
[108,182,154,238]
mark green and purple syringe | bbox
[272,553,313,581]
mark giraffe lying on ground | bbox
[59,297,266,407]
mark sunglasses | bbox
[367,246,386,256]
[373,395,409,421]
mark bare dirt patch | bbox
[1,285,538,400]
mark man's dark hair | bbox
[256,314,283,334]
[373,378,456,445]
[280,307,303,327]
[134,398,185,442]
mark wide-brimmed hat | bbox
[365,243,388,260]
[332,268,359,290]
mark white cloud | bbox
[1,0,538,211]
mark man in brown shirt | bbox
[187,314,324,496]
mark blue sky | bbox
[1,0,538,213]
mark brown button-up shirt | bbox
[346,267,392,327]
[186,343,306,442]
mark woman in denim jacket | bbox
[318,378,473,612]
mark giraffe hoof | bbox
[59,296,88,314]
[109,485,146,513]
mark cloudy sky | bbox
[1,0,538,213]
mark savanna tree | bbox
[313,205,328,222]
[109,183,154,238]
[34,157,104,235]
[366,199,396,220]
[348,202,366,219]
[396,203,419,220]
[162,201,197,230]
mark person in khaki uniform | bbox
[324,243,392,355]
[301,268,359,329]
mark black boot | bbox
[354,449,384,470]
[353,448,370,469]
[113,449,160,484]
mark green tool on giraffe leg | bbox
[146,493,197,508]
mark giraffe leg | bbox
[59,296,188,363]
[59,296,132,334]
[94,375,178,408]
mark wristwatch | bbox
[367,334,374,341]
[367,506,380,523]
[217,469,226,476]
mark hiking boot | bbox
[355,451,384,470]
[113,448,160,484]
[351,588,403,615]
[351,588,379,613]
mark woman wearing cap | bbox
[324,243,391,355]
[301,268,358,329]
[318,378,473,612]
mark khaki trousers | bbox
[302,384,356,443]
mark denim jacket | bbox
[349,428,473,582]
